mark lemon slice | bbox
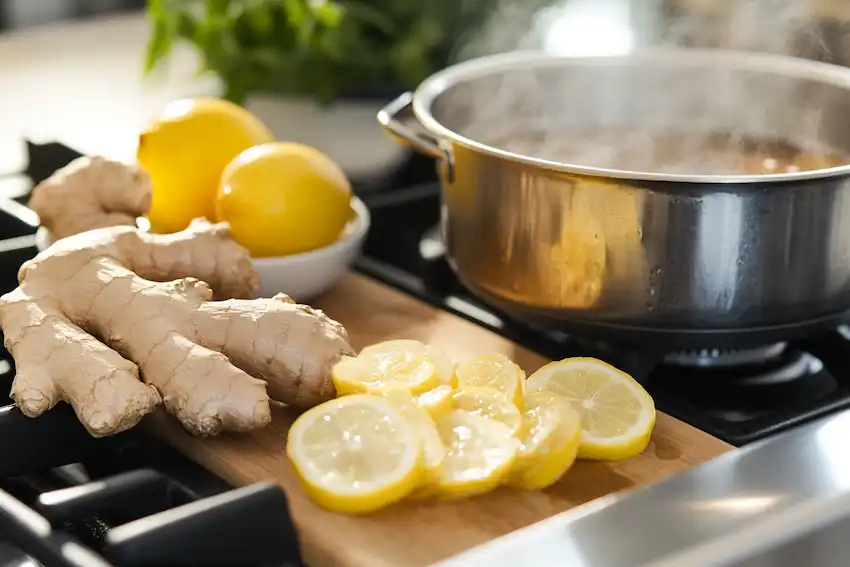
[434,410,519,499]
[509,391,582,490]
[455,353,526,409]
[360,340,456,386]
[414,385,454,419]
[527,357,656,461]
[451,387,523,437]
[379,390,445,483]
[332,347,439,396]
[287,394,423,514]
[335,340,455,395]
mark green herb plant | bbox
[144,0,513,105]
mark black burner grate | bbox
[0,468,301,567]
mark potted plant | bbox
[143,0,548,184]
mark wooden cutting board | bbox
[150,273,733,567]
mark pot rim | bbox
[412,48,850,184]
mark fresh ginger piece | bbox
[0,218,353,437]
[29,156,151,241]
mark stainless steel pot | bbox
[378,50,850,349]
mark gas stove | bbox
[2,140,850,564]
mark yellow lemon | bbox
[360,340,456,388]
[451,387,523,438]
[433,410,518,500]
[332,351,439,396]
[508,391,582,491]
[526,357,656,461]
[455,353,526,410]
[216,142,353,257]
[286,394,423,514]
[378,390,445,486]
[137,98,273,234]
[413,385,454,419]
[333,340,455,396]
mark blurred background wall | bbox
[0,0,144,30]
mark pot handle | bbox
[378,92,454,182]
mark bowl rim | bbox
[250,195,371,265]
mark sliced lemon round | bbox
[332,348,439,396]
[379,390,445,484]
[287,394,423,514]
[455,353,526,409]
[363,340,456,386]
[335,339,456,395]
[434,410,518,499]
[526,357,656,461]
[451,387,523,437]
[414,385,454,419]
[509,391,582,490]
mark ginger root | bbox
[29,156,151,241]
[2,159,353,437]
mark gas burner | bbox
[670,350,822,387]
[664,342,789,368]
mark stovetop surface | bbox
[3,140,850,565]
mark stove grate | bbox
[1,468,302,567]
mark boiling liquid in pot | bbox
[489,129,849,175]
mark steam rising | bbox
[455,0,827,61]
[443,0,848,176]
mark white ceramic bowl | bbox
[35,196,371,303]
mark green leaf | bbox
[141,0,556,104]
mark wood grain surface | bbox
[150,273,733,567]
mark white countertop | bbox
[0,12,218,174]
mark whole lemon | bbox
[137,98,274,234]
[216,143,353,258]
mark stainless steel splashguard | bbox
[433,409,850,567]
[378,50,850,349]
